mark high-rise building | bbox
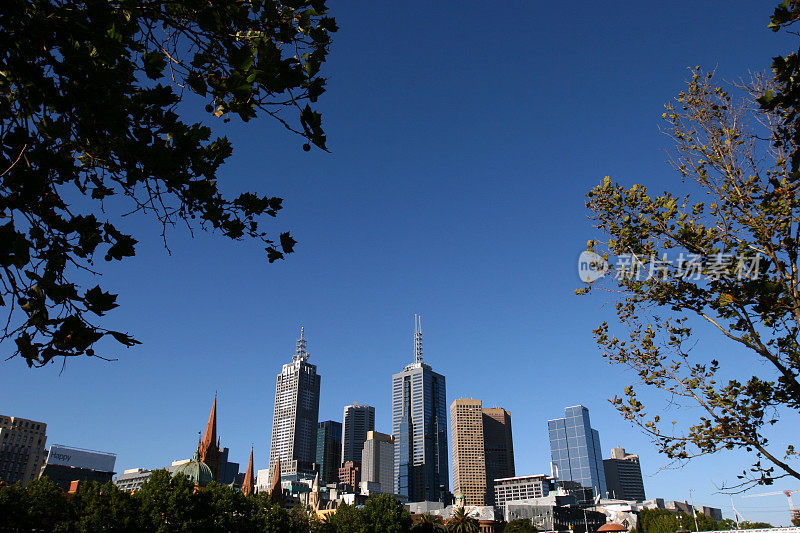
[547,405,607,503]
[268,327,321,479]
[316,420,342,485]
[0,415,47,486]
[451,399,515,506]
[494,474,554,512]
[341,403,375,465]
[338,460,360,493]
[361,430,394,494]
[392,315,448,502]
[603,446,645,501]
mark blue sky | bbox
[2,0,799,525]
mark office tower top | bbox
[451,399,515,506]
[268,327,321,479]
[603,446,645,501]
[392,315,448,502]
[547,405,607,504]
[341,403,375,465]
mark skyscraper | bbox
[341,403,375,465]
[603,446,645,501]
[451,399,515,506]
[547,405,607,503]
[268,327,321,479]
[361,431,394,494]
[316,420,342,485]
[392,315,448,502]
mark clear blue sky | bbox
[2,0,799,526]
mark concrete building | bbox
[268,327,321,479]
[451,399,515,506]
[603,446,645,501]
[39,445,116,491]
[548,405,607,503]
[341,403,375,465]
[0,415,47,486]
[392,315,448,502]
[494,474,554,512]
[361,431,394,494]
[338,461,360,493]
[316,420,342,485]
[505,502,607,532]
[115,468,153,492]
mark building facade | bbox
[341,403,375,465]
[451,399,515,506]
[494,474,553,512]
[603,446,645,501]
[547,405,607,503]
[338,460,360,493]
[0,415,47,486]
[361,431,394,494]
[268,328,321,479]
[115,468,153,492]
[316,420,342,485]
[39,445,116,491]
[603,446,644,501]
[392,315,448,502]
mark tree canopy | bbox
[0,0,336,366]
[580,2,800,489]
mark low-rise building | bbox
[114,468,153,492]
[494,474,554,512]
[39,444,116,491]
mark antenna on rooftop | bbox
[414,314,423,363]
[293,326,309,362]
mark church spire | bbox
[269,460,283,504]
[198,395,221,481]
[242,447,255,497]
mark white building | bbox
[494,474,554,512]
[361,431,394,494]
[268,328,321,479]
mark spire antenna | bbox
[293,325,309,362]
[414,314,423,363]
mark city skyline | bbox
[2,1,798,525]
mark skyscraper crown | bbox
[293,326,310,362]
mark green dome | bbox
[172,451,213,487]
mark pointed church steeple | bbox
[270,460,283,504]
[242,447,255,497]
[198,395,221,481]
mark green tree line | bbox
[634,509,773,533]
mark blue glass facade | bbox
[547,405,607,503]
[392,362,448,502]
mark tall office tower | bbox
[341,403,375,465]
[547,405,607,503]
[0,415,47,486]
[268,327,321,479]
[451,399,486,506]
[316,420,342,485]
[392,314,448,503]
[361,431,395,494]
[482,406,515,503]
[451,399,515,506]
[603,446,645,501]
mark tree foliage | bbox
[446,507,478,533]
[580,7,800,488]
[504,518,538,532]
[0,0,337,366]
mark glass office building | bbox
[547,405,606,503]
[392,315,448,502]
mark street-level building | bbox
[0,415,47,486]
[39,444,116,491]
